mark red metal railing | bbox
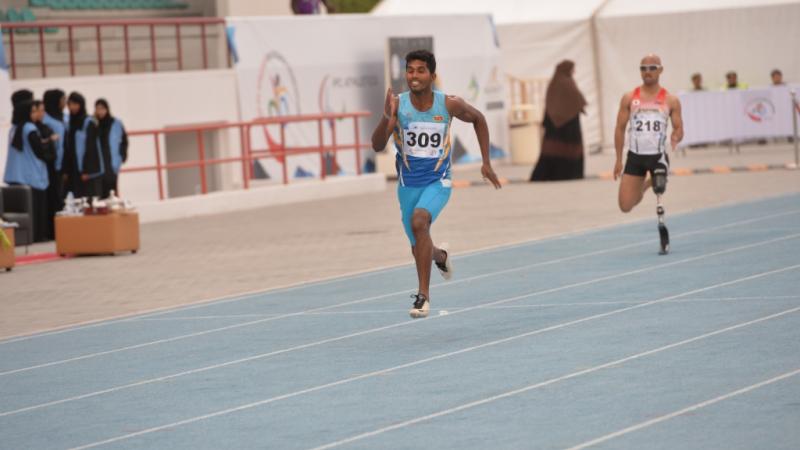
[123,112,372,201]
[1,17,229,79]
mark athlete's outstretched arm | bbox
[371,88,398,152]
[668,96,684,149]
[446,96,502,189]
[613,93,632,180]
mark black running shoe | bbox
[434,243,453,280]
[409,293,430,319]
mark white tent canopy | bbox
[373,0,606,23]
[600,0,797,16]
[375,0,800,148]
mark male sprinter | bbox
[371,50,502,318]
[613,54,683,254]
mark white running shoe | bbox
[435,242,453,281]
[409,294,430,319]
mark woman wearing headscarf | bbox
[530,60,587,181]
[43,89,67,203]
[31,100,61,239]
[3,99,51,242]
[62,92,103,198]
[94,98,128,198]
[11,89,34,110]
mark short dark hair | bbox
[691,73,701,80]
[405,50,436,74]
[771,69,782,77]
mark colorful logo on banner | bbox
[255,51,301,163]
[744,97,775,122]
[0,33,8,71]
[257,51,300,118]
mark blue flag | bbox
[0,27,8,71]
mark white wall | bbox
[1,69,241,203]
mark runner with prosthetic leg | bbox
[613,54,683,255]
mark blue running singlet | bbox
[393,91,453,187]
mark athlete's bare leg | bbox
[412,245,447,270]
[618,174,648,213]
[642,173,653,193]
[409,209,447,299]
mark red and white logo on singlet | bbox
[631,87,669,113]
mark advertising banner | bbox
[226,15,507,181]
[679,85,800,146]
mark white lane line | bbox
[3,207,797,346]
[6,224,787,378]
[670,295,800,303]
[486,296,800,309]
[309,303,800,450]
[126,296,800,321]
[132,314,285,321]
[682,295,800,300]
[566,368,800,450]
[705,227,800,233]
[65,267,800,450]
[4,253,796,424]
[127,305,630,320]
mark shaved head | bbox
[638,54,663,86]
[641,54,662,65]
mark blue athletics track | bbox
[1,193,799,450]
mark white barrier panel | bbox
[679,85,800,147]
[0,26,11,126]
[135,173,386,224]
[226,14,508,181]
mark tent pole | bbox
[590,0,613,152]
[792,89,799,169]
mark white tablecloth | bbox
[678,85,800,147]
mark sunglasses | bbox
[640,65,662,72]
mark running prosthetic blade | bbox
[658,222,670,255]
[657,203,669,255]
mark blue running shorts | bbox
[397,179,452,246]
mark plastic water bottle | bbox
[61,192,75,215]
[108,190,122,211]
